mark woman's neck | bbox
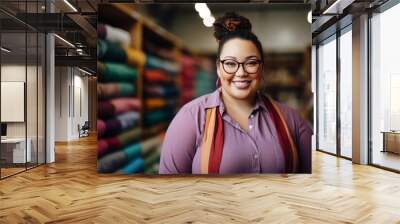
[220,89,256,115]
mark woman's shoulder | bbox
[180,91,218,115]
[170,91,218,135]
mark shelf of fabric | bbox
[97,111,140,138]
[98,133,163,173]
[98,127,143,158]
[143,109,175,126]
[180,55,196,104]
[143,42,177,61]
[98,98,141,119]
[97,61,138,83]
[142,123,168,138]
[143,85,179,98]
[144,98,178,111]
[195,69,216,98]
[97,39,145,68]
[97,82,136,100]
[145,55,179,74]
[117,143,162,174]
[97,4,207,174]
[98,23,131,47]
[143,69,175,84]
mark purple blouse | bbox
[159,88,312,174]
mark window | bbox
[370,2,400,171]
[317,35,337,154]
[339,27,352,158]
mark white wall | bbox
[169,10,310,53]
[55,66,69,141]
[1,65,36,138]
[55,67,89,141]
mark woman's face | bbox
[217,38,262,101]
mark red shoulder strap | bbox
[200,107,224,174]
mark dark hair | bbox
[213,12,264,63]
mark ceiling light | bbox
[63,0,78,12]
[322,0,354,14]
[194,3,207,13]
[54,34,75,48]
[307,11,312,24]
[1,47,11,53]
[203,16,215,27]
[199,7,211,19]
[78,67,92,76]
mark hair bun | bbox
[213,12,252,41]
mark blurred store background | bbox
[96,3,311,174]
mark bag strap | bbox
[200,108,216,174]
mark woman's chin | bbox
[228,85,254,99]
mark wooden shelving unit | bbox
[97,3,204,174]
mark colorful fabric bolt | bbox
[144,110,173,126]
[98,127,142,157]
[116,137,162,174]
[98,98,141,119]
[145,98,166,110]
[98,23,131,47]
[144,85,178,97]
[143,70,171,83]
[98,139,108,156]
[97,62,137,83]
[142,124,166,138]
[117,111,140,129]
[97,23,106,39]
[118,157,144,174]
[97,39,126,63]
[99,111,139,137]
[97,143,141,173]
[145,98,177,111]
[117,127,142,147]
[145,55,179,73]
[98,83,135,99]
[144,148,161,168]
[97,120,106,137]
[144,163,160,174]
[98,101,115,119]
[124,47,146,68]
[195,70,215,97]
[140,135,163,156]
[112,98,141,113]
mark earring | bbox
[215,77,221,88]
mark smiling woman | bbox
[159,12,312,174]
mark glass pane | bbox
[38,33,45,165]
[27,30,38,169]
[317,36,337,154]
[340,29,352,158]
[371,4,400,171]
[1,30,27,177]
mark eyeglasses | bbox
[219,58,263,75]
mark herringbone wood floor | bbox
[1,135,400,224]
